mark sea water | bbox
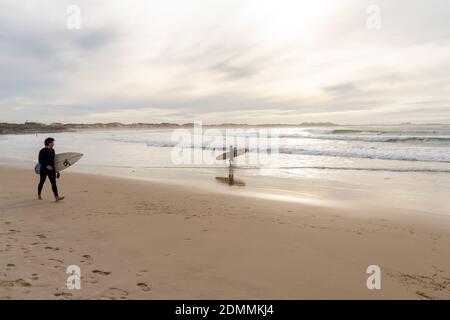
[1,124,449,214]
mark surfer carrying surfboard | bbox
[37,137,64,202]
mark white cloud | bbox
[0,0,449,124]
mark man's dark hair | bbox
[44,137,55,146]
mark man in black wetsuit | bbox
[38,137,64,201]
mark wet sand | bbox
[1,165,449,299]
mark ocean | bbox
[1,124,449,213]
[2,124,449,170]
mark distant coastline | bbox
[0,121,339,135]
[1,121,448,135]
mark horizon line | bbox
[2,121,450,127]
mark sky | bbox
[1,0,449,124]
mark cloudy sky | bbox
[1,0,449,124]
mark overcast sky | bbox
[1,0,449,124]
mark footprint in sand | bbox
[137,282,151,292]
[416,291,434,300]
[48,258,63,264]
[54,292,73,298]
[45,246,59,251]
[136,269,150,276]
[100,288,129,300]
[92,270,111,276]
[0,279,31,288]
[81,254,94,264]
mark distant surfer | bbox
[228,145,235,180]
[37,137,64,201]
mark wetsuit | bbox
[38,147,59,197]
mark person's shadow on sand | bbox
[215,176,246,187]
[215,165,246,186]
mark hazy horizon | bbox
[1,0,449,124]
[4,120,450,127]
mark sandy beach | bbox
[1,165,449,300]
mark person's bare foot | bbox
[55,196,65,202]
[38,195,42,200]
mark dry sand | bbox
[0,165,449,300]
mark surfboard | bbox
[216,148,248,160]
[54,152,83,172]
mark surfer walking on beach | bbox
[37,137,64,202]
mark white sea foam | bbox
[106,126,450,163]
[1,125,449,174]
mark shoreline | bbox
[2,159,449,221]
[1,166,450,299]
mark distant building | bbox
[50,122,64,127]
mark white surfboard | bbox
[216,148,247,160]
[54,152,83,172]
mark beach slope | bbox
[0,166,449,299]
